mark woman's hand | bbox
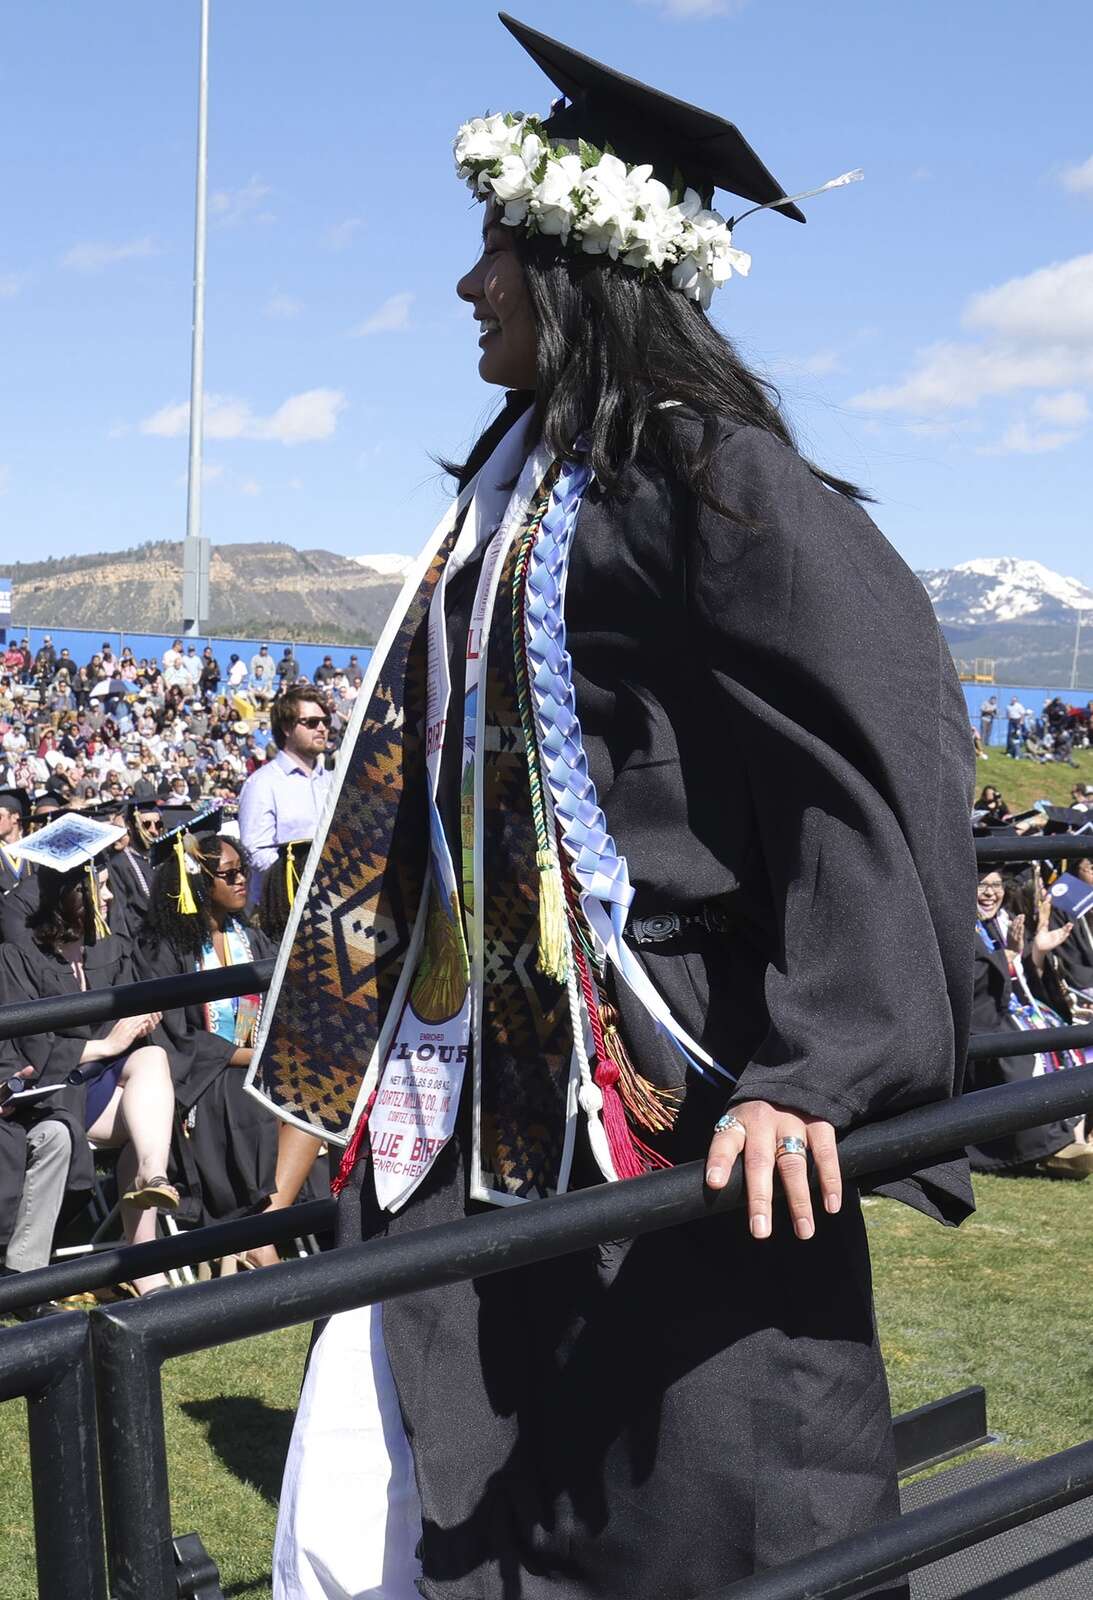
[1031,917,1073,969]
[103,1011,163,1056]
[1005,912,1025,955]
[705,1099,842,1241]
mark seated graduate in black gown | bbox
[966,865,1093,1177]
[0,814,179,1295]
[136,813,280,1254]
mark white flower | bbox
[453,110,768,307]
[454,114,517,170]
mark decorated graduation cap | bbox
[148,804,226,916]
[19,812,127,940]
[454,13,861,308]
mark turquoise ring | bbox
[713,1113,745,1136]
[775,1135,807,1159]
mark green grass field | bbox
[1,1172,1091,1598]
[974,742,1093,816]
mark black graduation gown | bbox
[964,928,1077,1170]
[0,848,32,899]
[1052,906,1093,993]
[134,927,279,1226]
[334,421,975,1600]
[0,935,168,1214]
[0,871,39,946]
[106,848,154,942]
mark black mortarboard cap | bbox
[148,804,225,871]
[1040,804,1093,837]
[499,13,805,222]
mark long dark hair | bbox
[28,866,95,953]
[447,230,867,508]
[142,834,251,960]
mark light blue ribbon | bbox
[524,457,734,1084]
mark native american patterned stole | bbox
[248,524,457,1137]
[471,484,577,1202]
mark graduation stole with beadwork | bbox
[246,418,732,1210]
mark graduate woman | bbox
[253,18,975,1599]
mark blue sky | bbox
[2,0,1091,583]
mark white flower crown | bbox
[455,112,862,311]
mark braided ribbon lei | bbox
[524,457,735,1086]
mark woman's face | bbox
[209,841,247,917]
[456,208,537,390]
[977,871,1005,920]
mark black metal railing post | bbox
[0,1313,108,1600]
[716,1438,1093,1599]
[93,1309,176,1600]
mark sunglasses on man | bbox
[294,715,331,729]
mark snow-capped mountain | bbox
[917,558,1093,628]
[916,558,1093,684]
[352,552,415,580]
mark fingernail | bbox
[750,1214,770,1240]
[706,1166,726,1189]
[795,1217,815,1241]
[825,1192,841,1214]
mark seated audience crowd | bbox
[970,792,1093,1178]
[0,650,347,1316]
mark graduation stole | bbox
[201,920,262,1048]
[246,419,729,1209]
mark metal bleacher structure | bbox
[1,832,1092,1600]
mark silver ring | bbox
[714,1113,746,1137]
[775,1135,808,1159]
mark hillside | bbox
[0,541,405,643]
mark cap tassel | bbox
[730,168,864,229]
[174,834,198,917]
[535,847,570,982]
[87,863,110,942]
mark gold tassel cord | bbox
[87,863,110,942]
[285,842,300,904]
[174,833,198,916]
[534,849,570,984]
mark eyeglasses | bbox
[294,716,331,729]
[213,868,246,885]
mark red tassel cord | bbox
[558,842,677,1177]
[331,1089,377,1196]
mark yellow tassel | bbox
[174,834,198,916]
[285,842,300,904]
[535,848,570,982]
[87,863,110,941]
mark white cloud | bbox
[637,0,748,16]
[851,252,1093,414]
[140,388,346,445]
[0,272,25,298]
[323,217,364,250]
[352,292,414,336]
[265,291,303,319]
[799,348,840,376]
[1059,155,1093,196]
[1033,390,1090,426]
[210,176,274,226]
[61,236,158,272]
[977,421,1081,456]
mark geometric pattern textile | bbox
[252,519,463,1139]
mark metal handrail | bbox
[83,1068,1093,1600]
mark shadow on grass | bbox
[182,1395,295,1506]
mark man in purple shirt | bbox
[238,686,334,896]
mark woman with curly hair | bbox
[137,820,279,1253]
